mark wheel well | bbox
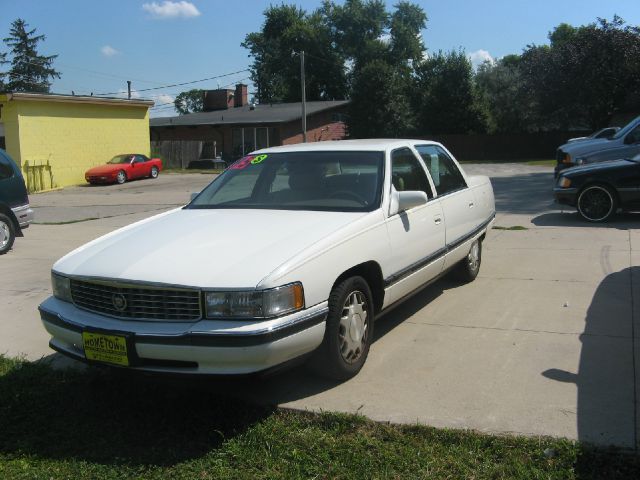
[333,261,384,314]
[578,181,619,205]
[0,204,19,231]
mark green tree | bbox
[389,1,427,66]
[174,89,204,115]
[348,59,414,138]
[3,19,60,92]
[414,50,486,134]
[0,51,6,90]
[242,4,347,103]
[475,54,539,133]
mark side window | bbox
[0,154,14,180]
[415,145,467,196]
[135,155,147,163]
[391,148,433,199]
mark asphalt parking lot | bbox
[1,166,638,449]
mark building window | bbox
[231,127,270,158]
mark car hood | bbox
[559,138,614,155]
[53,208,369,288]
[562,158,635,177]
[86,165,119,176]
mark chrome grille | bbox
[70,279,202,321]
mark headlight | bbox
[205,283,304,319]
[51,272,72,302]
[575,157,584,165]
[557,177,572,188]
[562,153,572,164]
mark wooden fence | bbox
[416,132,590,161]
[150,141,204,169]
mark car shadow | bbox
[533,211,638,229]
[542,267,638,451]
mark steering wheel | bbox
[328,190,368,205]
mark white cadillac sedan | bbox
[40,140,495,380]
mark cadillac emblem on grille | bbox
[112,293,127,312]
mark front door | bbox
[383,148,446,308]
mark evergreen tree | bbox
[3,18,60,93]
[0,51,6,90]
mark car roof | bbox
[255,139,440,154]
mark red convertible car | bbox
[85,154,162,185]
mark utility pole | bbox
[127,80,132,100]
[300,50,307,142]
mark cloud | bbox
[155,94,174,105]
[468,49,494,69]
[142,1,201,19]
[101,45,119,57]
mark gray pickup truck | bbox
[555,116,640,177]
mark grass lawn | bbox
[0,355,637,479]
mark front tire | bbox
[116,170,127,185]
[454,238,482,282]
[0,214,16,255]
[311,276,374,381]
[577,184,617,222]
[150,166,159,179]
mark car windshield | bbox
[108,155,133,164]
[612,116,640,140]
[188,151,384,212]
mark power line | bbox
[94,69,250,96]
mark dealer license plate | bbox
[82,332,130,366]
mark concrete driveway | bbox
[1,166,638,449]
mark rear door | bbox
[382,147,445,307]
[414,144,478,270]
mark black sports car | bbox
[554,155,640,222]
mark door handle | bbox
[434,216,442,225]
[468,202,475,208]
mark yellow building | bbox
[0,92,153,191]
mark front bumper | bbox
[39,296,327,374]
[553,187,578,206]
[11,204,34,228]
[86,175,116,183]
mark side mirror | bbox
[389,189,428,216]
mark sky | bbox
[1,0,639,117]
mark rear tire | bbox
[577,184,617,222]
[116,170,127,185]
[150,166,159,179]
[310,276,374,381]
[0,214,16,255]
[454,238,482,283]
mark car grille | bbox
[70,279,202,321]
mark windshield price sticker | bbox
[231,154,268,170]
[251,154,268,164]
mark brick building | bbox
[149,84,349,161]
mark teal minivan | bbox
[0,149,33,254]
